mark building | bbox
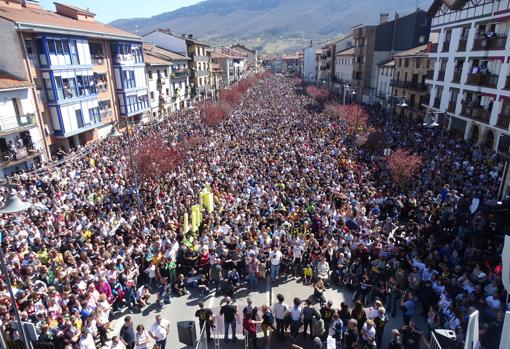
[0,72,44,177]
[211,47,247,86]
[231,44,258,72]
[352,11,431,103]
[303,46,321,82]
[211,63,223,92]
[280,54,300,74]
[0,0,149,155]
[143,29,213,102]
[375,59,395,107]
[143,44,173,120]
[391,44,432,120]
[425,0,510,154]
[318,43,334,86]
[334,47,355,96]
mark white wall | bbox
[304,46,319,82]
[0,19,27,80]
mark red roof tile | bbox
[0,71,32,90]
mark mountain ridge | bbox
[110,0,434,53]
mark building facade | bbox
[334,47,355,96]
[0,0,148,155]
[391,45,432,120]
[375,59,395,106]
[425,0,510,153]
[303,46,320,82]
[143,44,172,120]
[211,47,247,86]
[0,72,44,177]
[318,43,334,85]
[231,44,258,72]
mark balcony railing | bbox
[426,70,434,80]
[437,71,445,81]
[430,43,438,53]
[452,70,461,83]
[442,41,450,52]
[497,113,510,129]
[0,114,36,135]
[0,146,40,168]
[472,35,507,51]
[458,39,467,52]
[462,105,491,123]
[434,97,441,108]
[172,70,189,79]
[466,73,499,88]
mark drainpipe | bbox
[19,32,52,161]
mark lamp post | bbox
[0,183,33,349]
[110,120,142,211]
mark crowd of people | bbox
[0,74,507,349]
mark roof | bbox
[210,47,245,59]
[231,44,256,54]
[144,51,171,66]
[281,55,300,60]
[0,2,139,40]
[393,44,429,58]
[53,2,95,16]
[428,0,468,16]
[0,71,32,90]
[378,59,395,67]
[143,43,190,61]
[336,47,355,56]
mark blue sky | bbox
[39,0,203,23]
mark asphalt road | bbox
[107,275,428,349]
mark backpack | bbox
[265,312,275,325]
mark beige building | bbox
[392,44,433,120]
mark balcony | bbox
[442,41,450,52]
[0,146,40,169]
[497,113,510,130]
[172,70,189,79]
[0,114,36,136]
[472,36,507,51]
[426,70,434,80]
[452,70,461,83]
[433,97,441,108]
[462,105,491,123]
[437,71,445,81]
[430,43,438,53]
[458,39,468,52]
[466,73,498,88]
[408,81,427,91]
[390,79,406,88]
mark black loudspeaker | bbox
[177,321,197,347]
[431,329,457,349]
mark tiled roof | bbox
[144,51,171,66]
[378,59,395,67]
[0,3,139,40]
[393,44,429,58]
[143,43,190,61]
[0,71,32,90]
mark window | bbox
[25,40,34,55]
[149,70,153,79]
[89,107,100,124]
[166,88,170,96]
[11,98,20,117]
[69,40,79,64]
[62,40,70,55]
[48,39,56,54]
[122,70,136,89]
[75,109,84,128]
[150,91,155,100]
[404,58,409,68]
[43,77,54,100]
[55,40,64,55]
[76,74,96,96]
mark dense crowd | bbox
[0,75,507,349]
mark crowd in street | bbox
[0,74,507,349]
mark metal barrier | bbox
[194,322,209,349]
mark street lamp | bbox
[0,182,33,349]
[109,122,142,211]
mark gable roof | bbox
[0,2,138,40]
[143,43,190,61]
[336,47,355,56]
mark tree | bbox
[325,103,368,131]
[386,149,422,187]
[200,101,230,127]
[132,134,183,180]
[305,85,330,103]
[220,86,242,108]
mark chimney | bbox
[380,13,389,24]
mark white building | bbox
[0,72,44,177]
[426,0,510,153]
[303,46,320,82]
[144,44,173,120]
[376,59,395,106]
[334,47,354,96]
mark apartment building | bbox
[231,44,258,72]
[425,0,510,154]
[0,72,44,176]
[303,45,321,82]
[318,43,334,85]
[334,47,355,96]
[143,44,173,120]
[391,44,432,120]
[352,11,431,103]
[210,47,247,86]
[375,59,395,106]
[0,0,149,155]
[280,54,300,74]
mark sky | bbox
[39,0,203,23]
